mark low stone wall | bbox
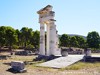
[0,55,11,60]
[84,56,100,62]
[15,51,34,56]
[61,47,84,54]
[91,50,100,53]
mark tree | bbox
[87,31,100,48]
[31,30,40,49]
[60,34,70,47]
[15,29,21,46]
[75,36,86,48]
[5,26,18,50]
[0,26,41,50]
[0,26,6,48]
[70,36,78,47]
[20,27,33,47]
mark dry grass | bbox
[61,62,100,70]
[0,54,100,75]
[92,53,100,55]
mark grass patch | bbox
[10,55,36,61]
[1,55,47,69]
[61,62,100,70]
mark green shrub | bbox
[25,44,34,50]
[12,45,19,49]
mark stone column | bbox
[55,30,61,55]
[46,25,50,56]
[39,23,45,55]
[49,22,56,55]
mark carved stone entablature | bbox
[46,5,52,8]
[41,5,52,11]
[37,5,52,14]
[50,11,55,14]
[38,5,55,24]
[49,11,55,16]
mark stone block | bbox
[61,50,68,56]
[11,61,25,72]
[84,48,91,57]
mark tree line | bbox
[0,26,40,50]
[59,31,100,49]
[0,26,100,51]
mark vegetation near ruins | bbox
[60,31,100,50]
[0,26,100,51]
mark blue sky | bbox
[0,0,100,36]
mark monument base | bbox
[61,50,68,57]
[34,54,60,61]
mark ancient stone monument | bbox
[37,5,60,56]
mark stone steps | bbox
[38,55,84,68]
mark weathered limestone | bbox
[38,55,84,68]
[37,5,60,56]
[46,24,50,55]
[40,23,45,55]
[84,48,91,57]
[11,61,26,72]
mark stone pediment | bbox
[37,5,52,14]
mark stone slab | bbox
[92,55,100,57]
[11,61,25,71]
[38,55,84,68]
